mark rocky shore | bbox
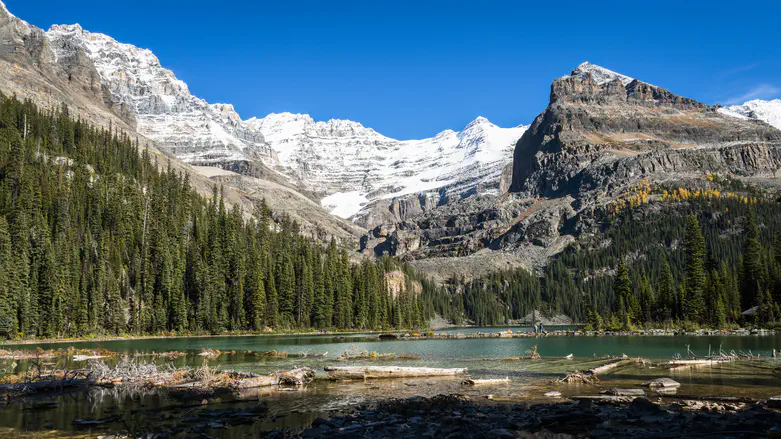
[397,327,775,341]
[282,394,781,439]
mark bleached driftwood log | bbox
[324,366,466,380]
[588,359,632,375]
[230,376,280,389]
[230,367,315,389]
[556,358,634,384]
[278,368,316,386]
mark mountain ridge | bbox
[38,10,528,223]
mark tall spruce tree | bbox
[683,214,706,322]
[741,208,763,310]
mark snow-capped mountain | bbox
[248,113,527,219]
[719,99,781,131]
[568,61,634,86]
[39,17,527,222]
[45,24,275,166]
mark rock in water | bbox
[641,378,681,388]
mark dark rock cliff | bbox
[509,67,781,198]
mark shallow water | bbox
[1,329,780,438]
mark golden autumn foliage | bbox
[606,175,756,216]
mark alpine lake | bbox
[1,327,779,438]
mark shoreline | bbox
[0,326,775,347]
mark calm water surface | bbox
[1,329,779,438]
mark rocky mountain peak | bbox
[43,20,276,167]
[510,63,781,197]
[48,23,83,33]
[570,62,634,86]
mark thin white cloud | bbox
[717,63,759,81]
[724,84,781,105]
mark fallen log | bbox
[555,358,633,384]
[668,358,733,371]
[461,377,511,386]
[229,367,315,389]
[324,366,466,380]
[278,368,315,386]
[556,371,598,384]
[588,359,632,375]
[72,355,109,361]
[230,376,279,389]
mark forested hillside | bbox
[0,94,442,338]
[453,191,781,328]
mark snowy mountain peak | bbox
[44,21,273,165]
[49,23,83,33]
[250,111,527,219]
[719,99,781,130]
[570,61,634,86]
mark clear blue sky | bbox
[8,0,781,139]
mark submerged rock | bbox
[640,378,681,388]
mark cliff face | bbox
[0,2,128,130]
[510,63,781,199]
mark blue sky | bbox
[9,0,781,139]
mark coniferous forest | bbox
[2,93,781,339]
[451,196,781,329]
[0,94,444,338]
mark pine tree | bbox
[683,214,706,322]
[638,274,654,324]
[0,216,14,337]
[311,254,327,328]
[657,259,675,321]
[741,209,763,310]
[250,273,266,331]
[775,233,781,269]
[613,261,633,323]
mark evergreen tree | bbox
[638,274,654,324]
[657,259,675,321]
[613,261,633,324]
[741,209,764,310]
[683,214,706,322]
